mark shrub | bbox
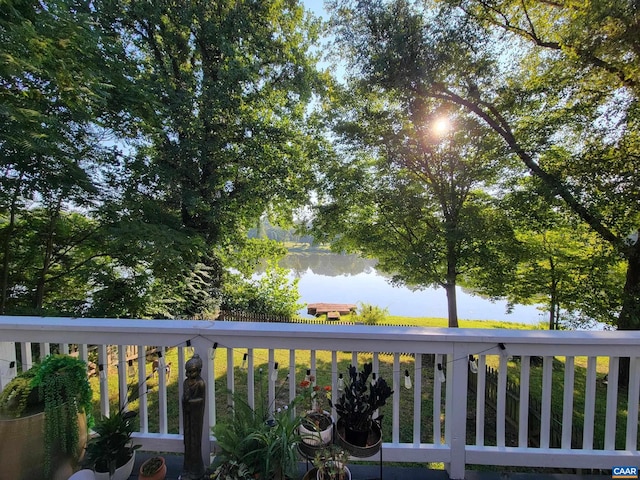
[357,303,389,325]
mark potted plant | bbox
[139,455,167,480]
[211,394,304,480]
[332,363,392,455]
[83,407,140,480]
[313,445,351,480]
[210,396,267,479]
[0,354,92,479]
[298,372,333,454]
[248,405,304,480]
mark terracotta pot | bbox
[138,456,167,480]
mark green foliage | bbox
[212,397,268,477]
[83,408,140,476]
[325,0,640,330]
[33,355,93,476]
[1,0,329,321]
[312,88,517,327]
[246,406,305,480]
[0,368,39,417]
[332,363,393,432]
[313,445,350,480]
[0,355,93,477]
[357,303,389,325]
[222,261,304,317]
[212,395,304,480]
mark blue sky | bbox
[303,0,328,17]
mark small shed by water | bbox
[307,303,357,319]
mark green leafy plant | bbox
[0,368,39,417]
[247,406,304,480]
[211,396,269,478]
[83,408,140,477]
[332,363,393,432]
[313,445,350,480]
[208,459,253,480]
[357,303,389,325]
[212,392,304,480]
[0,354,92,478]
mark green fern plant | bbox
[32,354,92,477]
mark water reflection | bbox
[280,252,378,277]
[259,252,544,325]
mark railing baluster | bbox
[540,356,553,448]
[392,352,400,443]
[413,353,422,445]
[331,350,338,420]
[226,346,235,408]
[434,353,443,445]
[497,353,507,447]
[582,356,597,449]
[268,349,275,415]
[562,356,575,448]
[476,354,486,446]
[289,349,296,405]
[178,346,186,434]
[137,344,148,434]
[158,346,168,434]
[604,356,619,450]
[118,345,127,410]
[247,348,254,411]
[98,344,109,416]
[626,356,640,450]
[519,355,530,447]
[21,342,32,371]
[39,342,49,361]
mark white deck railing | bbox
[1,316,639,479]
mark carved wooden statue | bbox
[180,353,205,480]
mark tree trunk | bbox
[617,237,640,387]
[34,200,62,310]
[1,204,16,315]
[445,282,459,328]
[0,181,22,314]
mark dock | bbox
[306,303,357,320]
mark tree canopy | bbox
[325,0,639,331]
[0,0,328,318]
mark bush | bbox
[357,303,389,325]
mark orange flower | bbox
[300,380,311,388]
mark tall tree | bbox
[99,0,328,315]
[327,0,640,334]
[0,0,132,313]
[469,179,626,330]
[312,86,517,327]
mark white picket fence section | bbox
[1,316,639,479]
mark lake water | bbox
[275,252,545,325]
